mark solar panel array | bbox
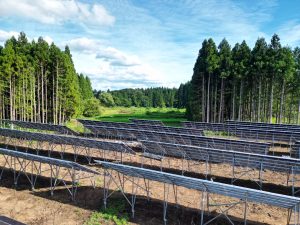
[227,120,300,130]
[183,121,230,133]
[86,125,136,140]
[130,118,164,126]
[85,125,270,154]
[78,119,204,136]
[78,119,136,128]
[0,147,98,174]
[184,121,300,131]
[135,124,204,136]
[97,161,300,209]
[232,128,300,143]
[0,128,134,154]
[183,121,300,143]
[292,142,300,158]
[1,119,78,135]
[140,140,300,174]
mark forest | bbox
[0,32,94,124]
[2,32,300,125]
[186,34,300,124]
[94,87,179,108]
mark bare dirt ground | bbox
[0,138,298,225]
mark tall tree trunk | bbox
[37,72,40,122]
[206,73,211,122]
[279,79,285,123]
[231,81,236,120]
[213,82,217,122]
[53,70,55,124]
[269,75,274,123]
[9,75,13,120]
[0,90,2,120]
[45,73,48,123]
[30,76,34,122]
[288,93,293,124]
[56,64,59,125]
[298,99,300,125]
[218,78,224,123]
[202,74,205,122]
[238,80,243,121]
[257,76,262,122]
[41,65,44,123]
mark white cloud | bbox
[68,37,101,53]
[33,35,53,45]
[0,0,279,90]
[68,37,165,90]
[0,0,115,26]
[96,47,141,67]
[0,30,19,42]
[277,20,300,46]
[0,30,54,46]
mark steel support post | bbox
[163,183,169,225]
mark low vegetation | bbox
[78,106,186,126]
[84,199,129,225]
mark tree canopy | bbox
[0,32,93,124]
[187,34,300,124]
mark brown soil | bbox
[0,138,298,225]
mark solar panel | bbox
[130,119,164,126]
[233,128,300,143]
[291,142,300,158]
[140,140,300,174]
[184,121,300,131]
[226,120,300,129]
[85,126,269,154]
[85,125,137,140]
[83,122,204,137]
[1,119,78,135]
[78,119,136,129]
[78,119,203,136]
[96,161,300,209]
[0,128,134,154]
[183,121,300,143]
[134,124,204,136]
[0,148,98,174]
[0,216,26,225]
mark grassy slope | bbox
[78,107,186,127]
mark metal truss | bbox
[100,163,300,225]
[0,149,98,200]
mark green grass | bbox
[78,107,186,126]
[66,119,86,133]
[84,199,129,225]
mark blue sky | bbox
[0,0,300,90]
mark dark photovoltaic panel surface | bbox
[0,128,134,154]
[183,121,229,132]
[292,142,300,158]
[140,140,300,174]
[231,128,300,143]
[183,121,300,143]
[130,119,164,126]
[78,119,136,129]
[184,121,300,131]
[0,216,26,225]
[0,148,99,174]
[1,119,78,135]
[85,126,270,154]
[226,120,300,129]
[134,124,204,136]
[84,125,136,140]
[97,161,300,209]
[78,119,204,136]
